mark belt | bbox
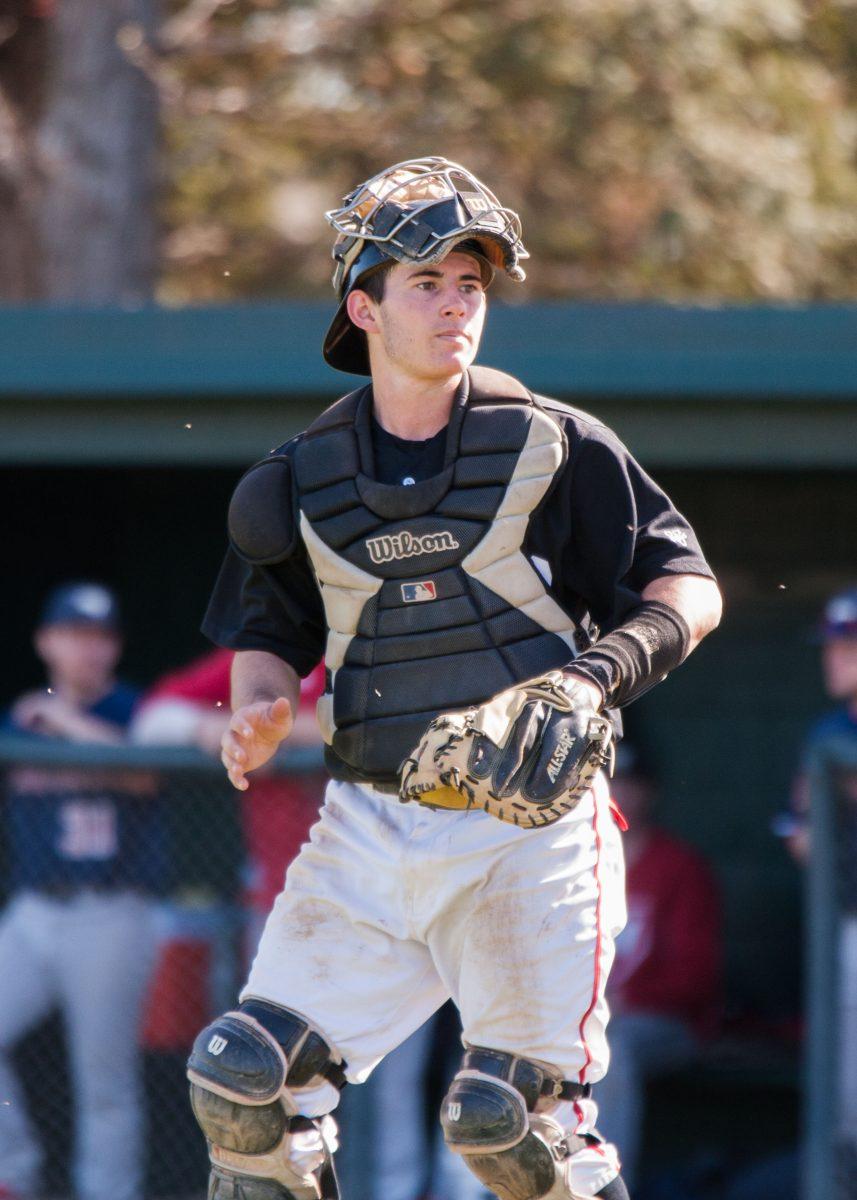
[369,781,400,796]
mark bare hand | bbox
[221,697,293,791]
[12,691,122,743]
[14,691,72,732]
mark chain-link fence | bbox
[805,732,857,1200]
[0,734,327,1200]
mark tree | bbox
[0,0,49,298]
[0,0,159,303]
[159,0,857,303]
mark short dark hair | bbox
[355,260,394,304]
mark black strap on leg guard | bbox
[596,1173,631,1200]
[462,1046,591,1108]
[239,999,348,1091]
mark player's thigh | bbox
[243,791,448,1081]
[434,785,625,1080]
[0,894,58,1047]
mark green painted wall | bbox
[1,302,856,467]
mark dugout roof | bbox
[1,302,855,468]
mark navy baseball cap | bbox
[40,583,121,631]
[818,587,857,641]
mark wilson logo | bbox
[447,1101,462,1121]
[207,1035,228,1056]
[546,727,575,784]
[365,530,460,565]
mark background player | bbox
[778,587,857,1169]
[0,583,160,1200]
[188,158,722,1200]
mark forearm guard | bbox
[567,600,691,708]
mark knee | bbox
[441,1069,528,1155]
[441,1046,580,1152]
[186,998,345,1158]
[439,1046,591,1200]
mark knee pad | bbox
[187,999,344,1199]
[440,1046,592,1200]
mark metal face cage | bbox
[325,157,528,295]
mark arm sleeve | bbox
[552,421,715,631]
[201,546,326,679]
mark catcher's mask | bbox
[322,157,528,375]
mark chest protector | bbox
[292,366,580,786]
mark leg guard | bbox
[440,1046,599,1200]
[595,1177,630,1200]
[187,999,345,1200]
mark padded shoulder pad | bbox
[468,365,533,403]
[303,386,367,440]
[228,457,297,565]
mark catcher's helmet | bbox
[322,157,528,375]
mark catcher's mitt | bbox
[399,672,614,828]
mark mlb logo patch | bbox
[401,581,437,603]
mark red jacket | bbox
[143,649,326,911]
[609,830,723,1039]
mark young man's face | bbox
[353,250,487,381]
[822,636,857,702]
[34,623,122,691]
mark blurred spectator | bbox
[779,587,857,867]
[0,583,161,1200]
[779,587,857,1156]
[131,646,326,941]
[595,745,723,1191]
[132,649,327,1059]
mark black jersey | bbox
[202,387,713,678]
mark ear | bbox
[346,289,378,335]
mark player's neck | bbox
[370,363,461,442]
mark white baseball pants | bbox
[244,774,626,1197]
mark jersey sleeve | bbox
[539,414,715,631]
[201,545,326,679]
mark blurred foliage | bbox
[157,0,857,303]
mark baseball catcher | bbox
[188,156,722,1200]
